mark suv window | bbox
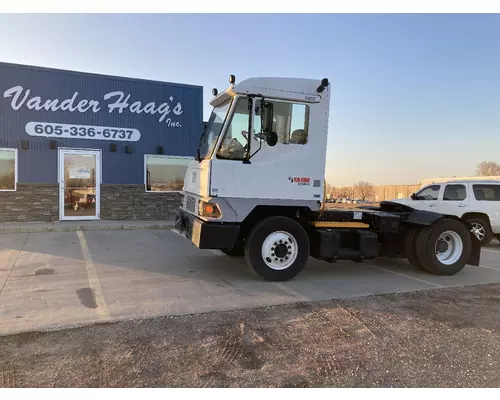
[415,185,440,200]
[473,184,500,201]
[443,184,467,201]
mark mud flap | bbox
[468,231,481,266]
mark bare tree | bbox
[325,182,335,198]
[337,188,350,198]
[476,161,500,176]
[354,181,375,201]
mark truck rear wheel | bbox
[244,216,310,281]
[415,218,472,276]
[403,227,425,271]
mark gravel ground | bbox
[2,283,500,388]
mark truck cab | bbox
[181,76,329,218]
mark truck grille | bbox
[185,195,197,214]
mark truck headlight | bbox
[199,201,222,218]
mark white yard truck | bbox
[174,75,481,281]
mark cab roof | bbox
[210,76,329,107]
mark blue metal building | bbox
[0,62,203,222]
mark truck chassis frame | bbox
[174,200,481,281]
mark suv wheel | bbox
[466,216,493,246]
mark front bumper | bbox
[174,208,240,250]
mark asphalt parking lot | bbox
[1,229,500,336]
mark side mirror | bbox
[410,193,416,200]
[266,131,278,147]
[261,101,274,134]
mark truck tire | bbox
[415,218,472,276]
[465,216,493,246]
[403,227,425,271]
[244,216,310,281]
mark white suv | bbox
[393,180,500,245]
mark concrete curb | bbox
[0,221,175,234]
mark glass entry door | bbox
[58,149,101,220]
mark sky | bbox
[0,13,499,186]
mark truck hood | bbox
[183,159,210,198]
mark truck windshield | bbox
[198,100,232,160]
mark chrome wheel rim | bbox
[471,222,485,241]
[435,230,463,265]
[261,231,298,270]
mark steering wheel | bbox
[241,130,264,142]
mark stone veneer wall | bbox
[100,184,181,221]
[0,183,59,222]
[0,183,181,222]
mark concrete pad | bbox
[0,232,99,335]
[1,228,500,336]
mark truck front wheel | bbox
[244,216,310,281]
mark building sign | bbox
[69,166,91,179]
[25,122,141,142]
[3,85,186,141]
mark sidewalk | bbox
[0,219,175,234]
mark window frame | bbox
[259,98,310,145]
[472,184,500,202]
[200,97,233,161]
[214,96,312,162]
[442,183,467,201]
[215,95,251,161]
[415,184,441,201]
[0,147,18,192]
[144,154,193,193]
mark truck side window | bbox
[473,184,500,201]
[415,185,440,200]
[216,98,249,160]
[254,101,310,144]
[443,184,466,201]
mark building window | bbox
[0,148,17,191]
[144,155,192,192]
[473,184,500,201]
[443,184,467,201]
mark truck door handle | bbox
[457,204,466,207]
[429,204,435,207]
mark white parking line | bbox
[77,230,110,320]
[371,265,444,288]
[482,248,500,254]
[477,264,500,271]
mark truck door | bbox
[411,184,442,211]
[210,95,321,201]
[437,183,468,217]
